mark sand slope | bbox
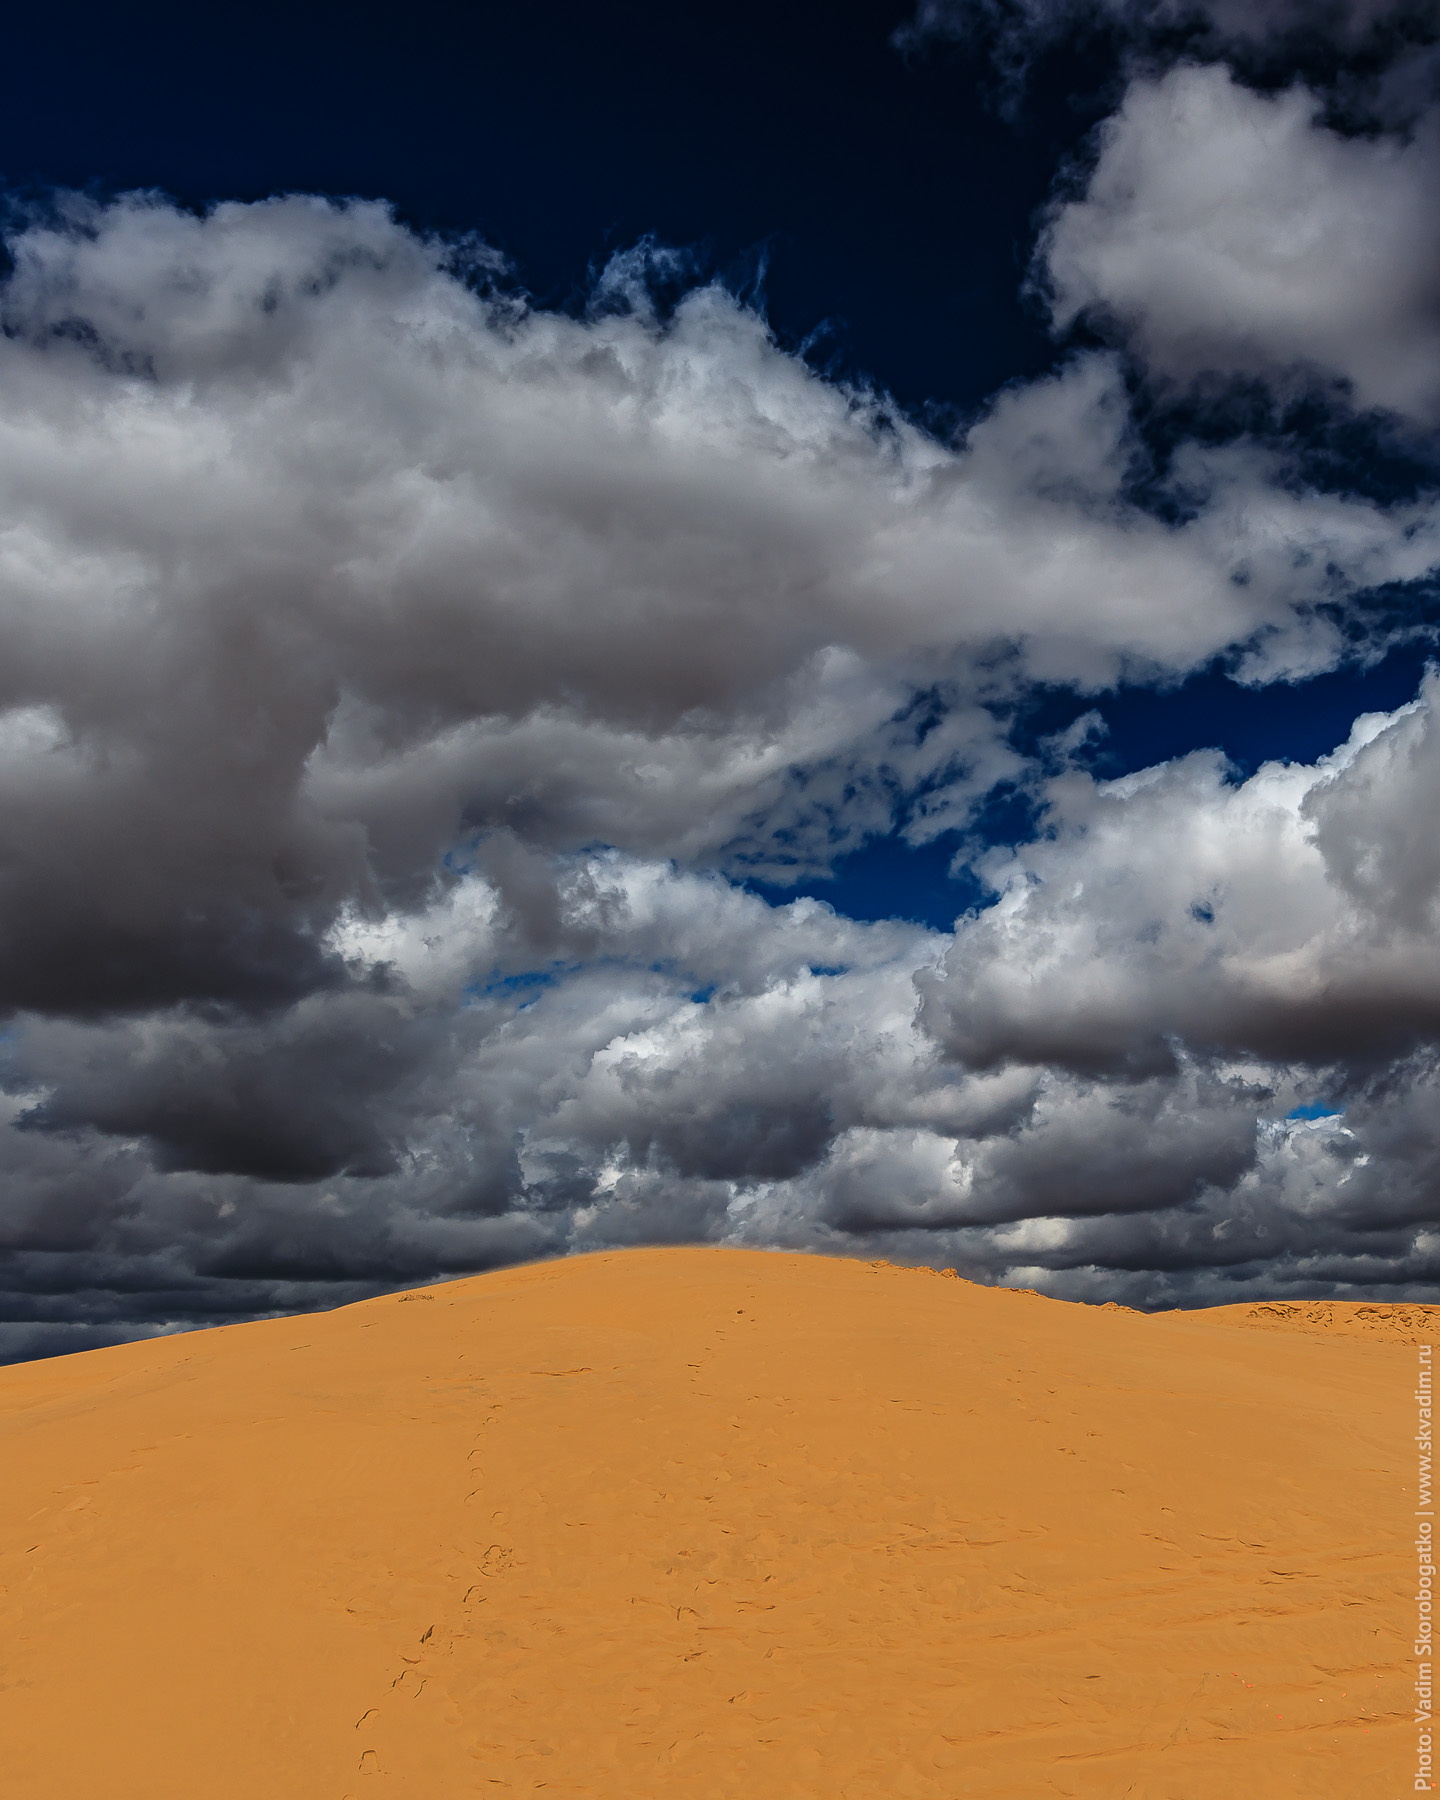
[0,1248,1428,1797]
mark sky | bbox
[2,0,1440,1361]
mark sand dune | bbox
[1,1248,1428,1797]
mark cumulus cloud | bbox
[1040,65,1440,419]
[908,0,1440,415]
[923,670,1440,1074]
[0,181,1437,1356]
[0,189,1426,1027]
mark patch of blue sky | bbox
[1287,1103,1344,1122]
[464,966,573,1008]
[743,774,1045,932]
[1015,642,1437,785]
[745,830,984,931]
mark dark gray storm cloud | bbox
[1,71,1440,1358]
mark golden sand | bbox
[1,1247,1429,1796]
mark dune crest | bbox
[1217,1299,1440,1344]
[0,1247,1421,1797]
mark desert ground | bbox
[0,1246,1429,1797]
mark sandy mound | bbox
[0,1248,1422,1797]
[1214,1298,1440,1344]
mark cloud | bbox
[0,184,1437,1353]
[908,0,1425,45]
[902,0,1439,89]
[0,189,1426,1028]
[1040,65,1440,420]
[921,672,1440,1074]
[5,730,1440,1354]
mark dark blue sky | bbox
[1,0,1086,412]
[6,0,1431,930]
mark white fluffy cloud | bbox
[1041,65,1440,418]
[924,671,1440,1074]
